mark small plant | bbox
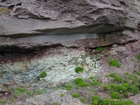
[35,90,44,95]
[27,90,34,96]
[137,54,140,60]
[65,84,72,90]
[110,92,121,99]
[0,99,5,104]
[92,95,100,105]
[103,84,112,91]
[53,102,59,105]
[134,70,140,76]
[89,76,100,86]
[60,93,65,97]
[96,47,104,51]
[72,92,80,98]
[128,85,139,94]
[74,78,89,87]
[108,57,121,68]
[130,58,134,62]
[40,71,47,78]
[75,66,84,73]
[109,73,122,82]
[123,92,129,98]
[14,87,26,97]
[80,97,85,103]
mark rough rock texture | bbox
[0,0,140,51]
[0,0,140,105]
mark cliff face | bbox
[0,0,140,52]
[0,1,140,104]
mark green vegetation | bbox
[89,76,100,86]
[60,93,65,97]
[53,102,59,105]
[72,92,80,98]
[128,85,139,94]
[14,87,26,97]
[75,66,84,73]
[0,99,5,104]
[92,95,100,104]
[65,84,72,90]
[96,47,104,51]
[40,71,47,78]
[80,97,85,103]
[110,92,121,99]
[108,73,122,82]
[74,78,89,87]
[137,54,140,59]
[108,57,121,68]
[35,90,44,95]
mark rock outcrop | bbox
[0,0,140,52]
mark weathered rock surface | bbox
[0,0,140,51]
[0,0,140,104]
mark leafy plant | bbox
[80,97,85,103]
[110,92,121,99]
[14,87,26,97]
[75,66,84,73]
[128,85,139,94]
[72,92,80,98]
[40,71,47,78]
[89,76,100,86]
[65,84,72,90]
[103,84,112,91]
[74,78,89,87]
[109,73,122,82]
[108,57,121,68]
[92,95,100,105]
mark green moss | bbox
[120,100,134,105]
[14,87,26,97]
[35,90,44,95]
[103,84,112,91]
[40,71,47,78]
[108,57,121,68]
[0,99,5,104]
[130,58,135,62]
[60,93,65,97]
[128,85,139,94]
[99,99,114,105]
[109,73,122,82]
[110,92,121,99]
[53,102,59,105]
[137,54,140,60]
[72,93,80,98]
[75,66,84,73]
[80,97,85,103]
[134,70,140,76]
[74,78,89,87]
[92,95,100,105]
[65,84,72,90]
[27,90,34,96]
[123,92,129,98]
[89,76,100,86]
[96,47,104,51]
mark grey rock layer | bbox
[0,0,140,51]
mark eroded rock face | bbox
[0,0,140,51]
